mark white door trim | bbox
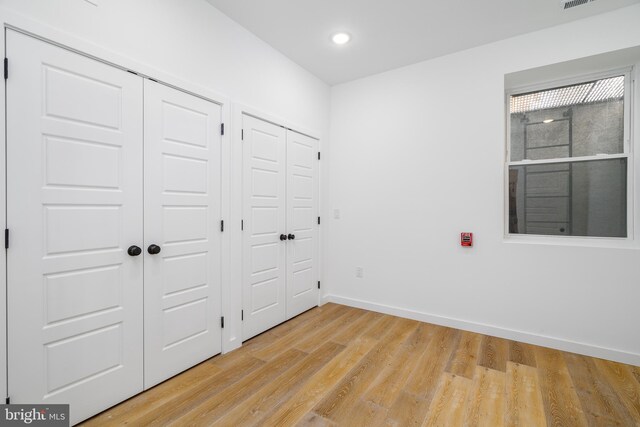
[0,8,230,109]
[1,22,8,404]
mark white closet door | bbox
[6,30,143,424]
[285,130,320,318]
[242,115,287,340]
[143,80,222,388]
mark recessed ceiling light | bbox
[543,119,554,123]
[332,32,351,45]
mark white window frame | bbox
[504,67,636,247]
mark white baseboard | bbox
[324,294,640,366]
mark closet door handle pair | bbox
[279,234,296,241]
[127,244,162,256]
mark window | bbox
[507,71,631,238]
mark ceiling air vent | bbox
[561,0,596,10]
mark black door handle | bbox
[127,245,142,256]
[280,234,288,241]
[147,244,162,255]
[288,234,295,240]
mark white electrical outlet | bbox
[355,267,364,278]
[333,209,341,219]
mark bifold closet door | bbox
[285,130,320,318]
[6,30,144,424]
[143,80,223,388]
[242,115,287,340]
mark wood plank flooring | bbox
[82,303,640,426]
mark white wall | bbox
[0,0,330,133]
[327,4,640,365]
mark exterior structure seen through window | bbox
[507,72,631,238]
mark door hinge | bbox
[318,152,321,160]
[5,397,9,404]
[241,219,244,231]
[4,229,9,249]
[221,316,225,328]
[318,281,321,289]
[241,310,244,321]
[318,217,321,225]
[241,129,244,141]
[4,58,7,80]
[221,123,225,136]
[220,220,224,232]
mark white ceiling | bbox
[205,0,640,85]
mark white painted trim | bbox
[234,102,322,142]
[219,92,234,355]
[508,153,629,166]
[502,233,636,249]
[506,66,633,98]
[324,294,640,366]
[0,9,231,108]
[1,24,7,402]
[224,104,243,355]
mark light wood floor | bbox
[83,303,640,426]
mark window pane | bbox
[509,159,627,237]
[510,76,624,161]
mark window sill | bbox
[503,233,639,249]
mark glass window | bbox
[507,73,630,238]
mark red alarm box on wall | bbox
[461,232,473,247]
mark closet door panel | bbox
[286,130,320,318]
[242,115,287,340]
[6,30,143,425]
[143,80,222,388]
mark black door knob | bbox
[288,234,295,240]
[127,245,142,256]
[280,234,288,241]
[148,244,162,255]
